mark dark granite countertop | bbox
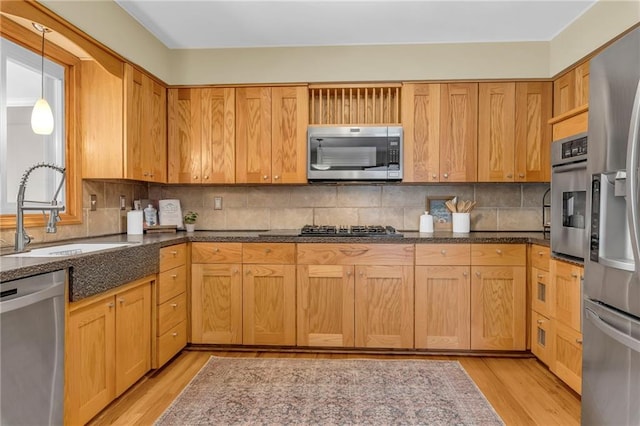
[1,230,549,301]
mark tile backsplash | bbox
[0,181,548,248]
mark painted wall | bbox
[40,0,639,85]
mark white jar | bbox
[452,212,470,233]
[419,211,434,233]
[143,204,157,226]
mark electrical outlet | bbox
[119,195,126,210]
[90,194,97,211]
[214,196,223,210]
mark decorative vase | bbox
[185,223,196,233]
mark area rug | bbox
[155,357,504,425]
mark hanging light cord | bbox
[40,28,45,98]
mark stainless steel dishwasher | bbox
[1,270,65,425]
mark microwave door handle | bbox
[552,162,586,173]
[627,78,640,277]
[585,308,640,353]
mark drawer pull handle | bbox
[171,274,177,279]
[571,273,578,278]
[537,274,544,279]
[171,303,178,308]
[440,249,447,255]
[172,332,178,337]
[538,251,544,256]
[171,250,178,256]
[537,319,543,325]
[339,248,369,257]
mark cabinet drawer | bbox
[531,267,554,318]
[192,242,242,264]
[415,244,470,265]
[530,245,550,271]
[243,243,295,264]
[531,310,554,367]
[158,265,187,304]
[159,244,187,272]
[157,320,187,367]
[297,244,414,266]
[157,292,187,336]
[471,244,526,266]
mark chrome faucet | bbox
[15,163,66,252]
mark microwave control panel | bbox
[388,139,401,164]
[562,135,588,159]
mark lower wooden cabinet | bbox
[297,264,355,347]
[471,265,527,350]
[415,265,470,350]
[531,310,554,366]
[552,321,583,394]
[355,265,414,348]
[66,277,152,425]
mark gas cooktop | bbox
[299,225,402,237]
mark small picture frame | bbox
[427,196,453,230]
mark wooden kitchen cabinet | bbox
[155,244,188,368]
[66,277,152,425]
[531,310,555,367]
[401,83,441,182]
[552,321,583,394]
[191,242,243,344]
[551,259,583,332]
[296,264,355,347]
[235,86,308,184]
[298,243,414,349]
[553,61,589,117]
[470,244,526,350]
[168,87,236,183]
[242,243,297,345]
[81,61,166,182]
[415,244,471,350]
[440,83,478,182]
[477,82,552,182]
[124,64,166,183]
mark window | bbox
[1,37,66,215]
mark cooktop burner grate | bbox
[299,225,402,237]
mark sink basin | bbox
[6,242,133,258]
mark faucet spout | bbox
[15,163,66,252]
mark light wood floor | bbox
[88,350,581,426]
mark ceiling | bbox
[113,0,597,50]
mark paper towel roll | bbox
[127,210,143,235]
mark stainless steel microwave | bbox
[307,126,403,181]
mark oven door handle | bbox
[552,162,587,173]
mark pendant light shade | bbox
[31,23,53,135]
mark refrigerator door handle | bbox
[627,78,640,278]
[585,308,640,353]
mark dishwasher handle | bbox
[0,280,64,314]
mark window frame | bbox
[0,15,81,230]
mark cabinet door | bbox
[201,87,236,184]
[478,82,515,182]
[115,282,151,396]
[515,82,552,182]
[401,83,441,182]
[415,266,470,349]
[271,86,308,184]
[531,311,555,367]
[471,265,526,350]
[243,264,296,345]
[574,62,590,108]
[440,83,478,182]
[551,260,583,331]
[236,87,272,183]
[553,70,576,116]
[168,88,200,183]
[67,296,115,426]
[125,65,145,181]
[355,265,414,348]
[191,263,243,344]
[531,267,554,318]
[297,264,355,347]
[552,322,583,394]
[146,78,167,183]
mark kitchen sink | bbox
[5,242,134,258]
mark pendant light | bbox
[31,23,54,135]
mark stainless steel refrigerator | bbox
[583,25,640,425]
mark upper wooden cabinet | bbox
[235,86,308,184]
[477,82,552,182]
[124,64,167,183]
[81,62,167,183]
[402,83,477,182]
[309,84,401,125]
[440,83,478,182]
[553,61,590,117]
[168,87,235,184]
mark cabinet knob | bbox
[346,271,352,276]
[274,175,280,180]
[263,175,269,180]
[204,175,209,180]
[576,338,583,344]
[265,248,271,254]
[171,250,178,256]
[496,249,502,254]
[359,271,364,277]
[171,303,178,308]
[149,173,154,178]
[246,270,252,275]
[537,274,544,279]
[214,248,220,253]
[193,176,199,180]
[171,274,177,279]
[462,271,468,277]
[432,174,437,179]
[571,272,578,278]
[172,332,178,337]
[538,251,544,256]
[234,269,239,274]
[475,271,481,278]
[506,173,513,178]
[440,249,447,255]
[107,302,115,308]
[537,319,543,325]
[118,297,125,305]
[443,173,449,179]
[143,172,149,177]
[519,173,525,178]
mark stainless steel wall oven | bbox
[551,132,588,261]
